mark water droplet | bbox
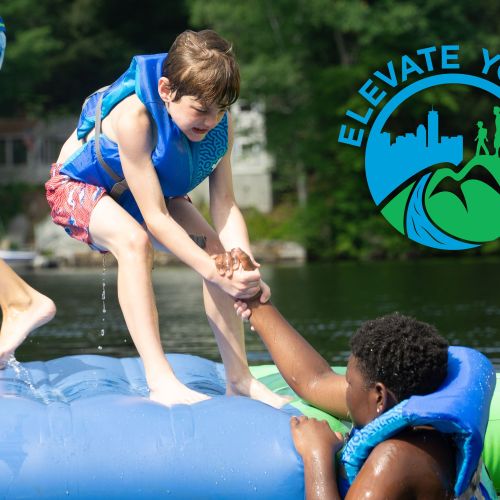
[98,254,107,343]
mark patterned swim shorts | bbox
[45,163,107,250]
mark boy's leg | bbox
[0,259,56,367]
[166,197,290,408]
[88,196,209,405]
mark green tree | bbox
[0,0,189,116]
[188,0,500,258]
[1,0,498,258]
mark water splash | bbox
[7,355,49,404]
[99,254,107,351]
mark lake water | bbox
[11,258,500,369]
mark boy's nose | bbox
[203,114,218,129]
[204,109,225,129]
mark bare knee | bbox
[116,228,153,263]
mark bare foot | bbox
[0,292,56,368]
[0,289,56,369]
[227,376,293,409]
[149,379,211,406]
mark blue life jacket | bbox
[60,54,228,223]
[339,346,497,499]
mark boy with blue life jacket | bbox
[47,30,287,408]
[227,251,496,499]
[0,16,56,367]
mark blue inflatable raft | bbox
[0,354,310,499]
[0,353,498,498]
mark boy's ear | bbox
[158,77,173,103]
[374,382,398,413]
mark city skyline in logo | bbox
[377,108,463,179]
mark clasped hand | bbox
[211,248,271,303]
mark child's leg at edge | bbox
[166,198,291,409]
[88,196,208,405]
[0,259,56,367]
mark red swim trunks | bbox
[45,163,107,250]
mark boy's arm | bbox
[291,416,343,500]
[115,101,260,298]
[246,297,348,418]
[209,113,254,258]
[209,114,271,301]
[293,419,435,500]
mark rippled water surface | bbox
[11,258,500,369]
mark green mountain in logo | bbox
[425,155,500,242]
[380,182,414,236]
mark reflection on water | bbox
[9,258,500,369]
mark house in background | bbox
[0,102,274,213]
[190,101,274,213]
[0,117,73,184]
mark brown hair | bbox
[163,30,240,108]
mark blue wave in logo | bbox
[406,173,477,250]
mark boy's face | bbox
[158,78,227,142]
[345,356,379,428]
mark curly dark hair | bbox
[350,313,448,402]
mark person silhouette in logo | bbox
[474,120,489,156]
[493,106,500,157]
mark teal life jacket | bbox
[60,54,228,223]
[339,346,497,499]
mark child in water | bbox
[0,16,56,367]
[47,30,287,407]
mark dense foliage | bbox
[1,0,499,258]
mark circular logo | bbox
[365,74,500,250]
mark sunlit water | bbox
[8,258,500,369]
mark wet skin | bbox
[225,249,455,499]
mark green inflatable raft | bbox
[251,366,500,494]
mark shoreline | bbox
[7,239,307,268]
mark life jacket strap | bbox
[109,178,130,200]
[95,92,129,200]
